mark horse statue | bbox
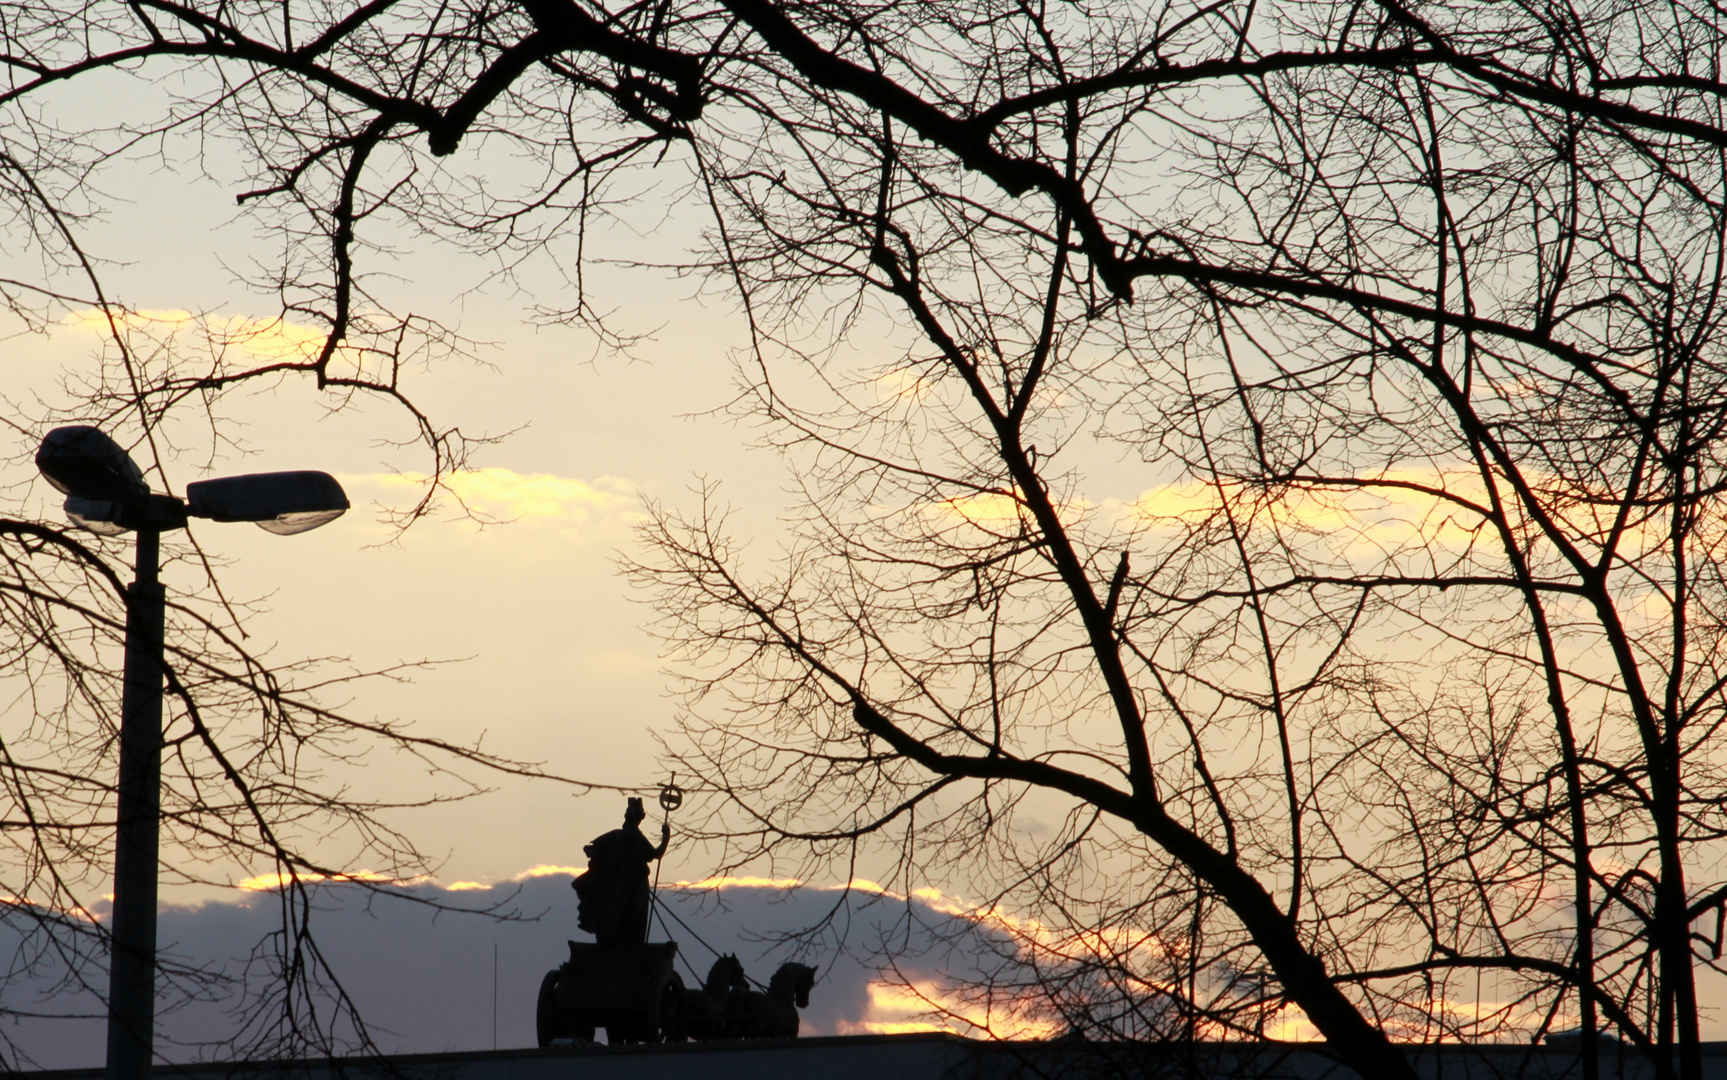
[727,962,818,1039]
[668,954,748,1041]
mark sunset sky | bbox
[8,62,1725,1063]
[0,131,970,1058]
[0,101,1169,896]
[0,84,1173,1054]
[2,95,778,892]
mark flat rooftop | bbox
[18,1034,1727,1080]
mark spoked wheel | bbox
[538,970,597,1045]
[656,970,687,1042]
[535,970,561,1047]
[605,970,685,1044]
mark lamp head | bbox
[36,426,161,534]
[186,471,348,534]
[36,426,148,502]
[36,428,347,537]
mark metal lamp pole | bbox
[35,426,349,1080]
[108,523,165,1080]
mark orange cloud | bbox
[63,308,372,372]
[671,875,804,890]
[0,893,101,923]
[236,869,417,892]
[513,864,583,880]
[877,368,936,402]
[1124,468,1493,547]
[838,979,1063,1040]
[346,469,637,523]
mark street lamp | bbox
[35,426,349,1080]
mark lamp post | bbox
[35,426,349,1080]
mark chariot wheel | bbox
[604,969,685,1044]
[535,970,561,1047]
[537,970,596,1045]
[656,970,687,1042]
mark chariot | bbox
[535,940,684,1045]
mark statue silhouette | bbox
[572,796,670,944]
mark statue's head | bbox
[625,796,646,825]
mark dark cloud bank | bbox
[2,874,1001,1069]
